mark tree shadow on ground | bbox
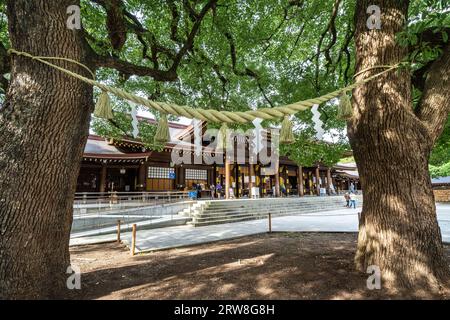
[68,232,448,300]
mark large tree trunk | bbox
[349,0,450,295]
[0,0,93,298]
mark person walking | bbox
[196,183,202,199]
[280,183,287,197]
[229,187,235,199]
[349,193,356,209]
[349,182,355,193]
[216,183,222,199]
[209,184,215,199]
[344,192,350,207]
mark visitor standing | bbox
[229,187,235,199]
[209,184,215,199]
[196,183,202,199]
[216,183,222,199]
[344,192,350,207]
[349,182,355,193]
[280,183,287,197]
[349,193,356,209]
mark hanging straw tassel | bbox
[337,92,353,120]
[154,113,171,144]
[280,115,295,144]
[94,91,114,119]
[215,123,228,151]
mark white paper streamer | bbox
[252,118,264,154]
[130,103,139,138]
[311,104,324,140]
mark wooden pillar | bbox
[258,166,264,198]
[284,166,289,195]
[249,164,255,198]
[208,168,214,187]
[274,159,280,197]
[225,158,231,199]
[179,166,186,189]
[326,168,332,195]
[175,165,181,188]
[235,165,240,198]
[297,165,304,197]
[315,166,320,196]
[213,164,217,185]
[137,163,146,191]
[306,171,311,195]
[99,164,107,193]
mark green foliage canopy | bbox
[0,0,449,169]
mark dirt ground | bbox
[69,232,450,300]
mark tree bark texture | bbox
[349,0,450,295]
[0,0,93,298]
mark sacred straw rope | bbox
[8,49,399,124]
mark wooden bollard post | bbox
[268,213,272,233]
[131,224,137,256]
[117,220,121,243]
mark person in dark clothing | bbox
[196,183,202,199]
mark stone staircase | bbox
[178,201,209,217]
[186,196,363,227]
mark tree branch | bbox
[167,0,183,43]
[411,27,450,91]
[93,54,178,81]
[89,0,216,82]
[314,0,341,88]
[262,0,304,54]
[0,41,10,92]
[183,0,199,22]
[169,0,218,72]
[416,43,450,145]
[90,0,127,50]
[322,0,341,68]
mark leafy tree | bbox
[430,116,450,177]
[349,0,450,294]
[0,0,449,298]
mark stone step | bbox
[193,209,333,223]
[198,209,343,218]
[190,210,322,227]
[189,214,270,226]
[190,197,363,227]
[206,201,343,207]
[198,205,349,217]
[204,200,344,208]
[190,210,360,226]
[176,201,208,216]
[197,209,343,219]
[205,198,359,209]
[201,203,345,214]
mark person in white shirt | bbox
[349,193,356,209]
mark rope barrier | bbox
[8,48,400,125]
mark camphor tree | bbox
[350,0,450,294]
[0,0,449,298]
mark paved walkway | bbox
[70,203,450,252]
